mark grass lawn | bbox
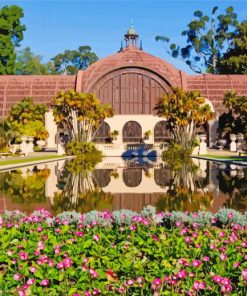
[0,155,67,166]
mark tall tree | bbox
[15,47,56,75]
[218,21,247,74]
[0,5,26,74]
[52,46,98,74]
[156,6,239,74]
[53,90,112,144]
[155,88,214,150]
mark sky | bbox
[1,0,247,74]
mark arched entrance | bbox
[154,121,172,142]
[123,168,142,187]
[93,122,110,143]
[123,121,142,143]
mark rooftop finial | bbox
[124,20,138,48]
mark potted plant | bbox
[110,130,119,141]
[144,130,151,140]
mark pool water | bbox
[0,157,246,215]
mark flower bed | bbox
[0,207,247,295]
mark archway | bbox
[123,121,142,143]
[93,122,110,143]
[154,121,172,142]
[123,168,142,187]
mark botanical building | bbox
[0,25,247,149]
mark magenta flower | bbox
[84,291,91,296]
[93,234,100,242]
[221,284,232,293]
[57,261,64,269]
[220,254,227,261]
[127,279,134,285]
[193,281,206,290]
[14,273,21,281]
[19,251,29,261]
[40,279,49,286]
[242,269,247,282]
[63,257,72,268]
[29,266,36,273]
[152,278,162,290]
[192,260,202,268]
[212,275,223,284]
[178,269,187,279]
[89,269,98,278]
[26,278,35,285]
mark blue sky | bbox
[1,0,247,73]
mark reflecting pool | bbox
[0,157,246,214]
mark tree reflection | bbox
[218,168,247,211]
[156,151,213,212]
[0,167,50,204]
[52,153,113,214]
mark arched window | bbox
[93,169,112,187]
[122,121,142,143]
[93,122,110,143]
[154,121,172,142]
[123,168,142,187]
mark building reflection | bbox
[0,158,246,214]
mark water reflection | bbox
[0,157,246,214]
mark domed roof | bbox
[126,21,138,36]
[76,46,187,93]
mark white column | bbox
[45,110,57,148]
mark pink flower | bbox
[40,279,49,286]
[127,279,134,285]
[84,291,91,296]
[19,251,29,260]
[89,269,98,278]
[57,261,64,269]
[178,270,187,279]
[93,234,100,242]
[185,236,191,243]
[202,256,210,262]
[221,284,232,293]
[242,269,247,281]
[14,273,21,281]
[219,231,225,238]
[26,278,35,285]
[63,257,72,268]
[193,281,206,290]
[152,278,162,290]
[192,260,202,268]
[130,224,137,231]
[136,277,143,283]
[213,275,223,284]
[29,266,36,273]
[220,254,227,261]
[233,262,240,268]
[7,250,13,256]
[37,226,43,232]
[92,288,101,295]
[228,212,234,219]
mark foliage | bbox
[162,143,192,169]
[15,47,56,75]
[0,167,50,205]
[219,91,247,139]
[218,21,247,74]
[6,97,48,141]
[0,120,13,152]
[53,90,113,144]
[66,141,100,157]
[156,6,242,74]
[52,45,98,74]
[0,5,26,74]
[155,87,214,150]
[0,208,247,295]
